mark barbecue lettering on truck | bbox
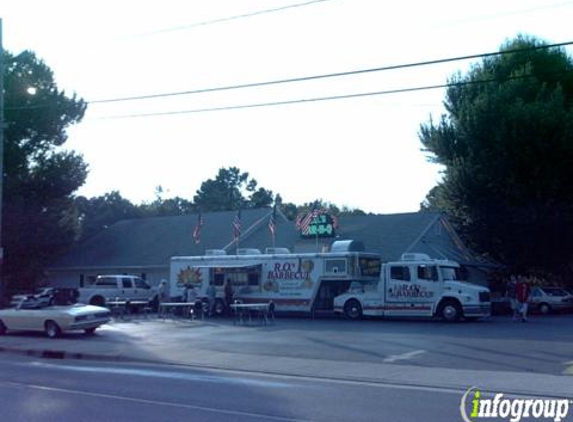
[389,284,434,299]
[267,262,309,281]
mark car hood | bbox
[48,304,109,316]
[444,281,489,294]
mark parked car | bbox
[10,287,56,308]
[0,297,111,338]
[529,287,573,314]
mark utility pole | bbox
[0,18,5,305]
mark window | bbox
[248,272,259,286]
[440,266,462,281]
[541,288,567,297]
[326,259,347,274]
[390,266,410,281]
[95,277,118,288]
[212,270,225,286]
[133,278,150,289]
[359,257,382,277]
[417,265,438,281]
[210,266,261,287]
[122,278,132,288]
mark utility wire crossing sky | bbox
[3,0,573,214]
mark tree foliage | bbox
[3,50,88,292]
[420,35,573,277]
[75,192,141,241]
[193,167,273,211]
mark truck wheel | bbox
[0,320,6,335]
[539,303,551,315]
[344,299,363,320]
[213,299,226,316]
[45,320,61,338]
[438,300,462,322]
[84,327,97,335]
[90,296,105,307]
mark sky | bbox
[2,0,573,214]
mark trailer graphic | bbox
[169,243,491,321]
[169,242,381,315]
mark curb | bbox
[2,344,571,400]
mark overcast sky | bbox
[3,0,573,214]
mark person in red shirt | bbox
[515,275,531,322]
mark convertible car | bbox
[0,298,111,338]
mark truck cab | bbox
[78,275,157,307]
[333,253,491,321]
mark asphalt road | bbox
[0,354,475,422]
[98,314,573,375]
[1,313,572,422]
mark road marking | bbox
[563,361,573,375]
[27,361,292,388]
[0,380,319,422]
[383,350,426,363]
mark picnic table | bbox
[230,302,274,325]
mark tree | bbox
[3,50,87,293]
[75,192,141,241]
[193,167,273,211]
[419,35,573,278]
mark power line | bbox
[136,0,337,37]
[7,41,573,114]
[88,40,573,104]
[95,69,573,120]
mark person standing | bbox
[158,280,169,303]
[515,275,531,322]
[206,282,217,316]
[224,279,234,314]
[506,275,518,320]
[186,284,198,303]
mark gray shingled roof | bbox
[52,209,279,268]
[51,210,460,270]
[334,212,441,261]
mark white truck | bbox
[77,275,158,307]
[333,253,491,321]
[170,241,382,316]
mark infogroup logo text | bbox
[460,387,571,422]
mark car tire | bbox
[90,296,105,307]
[539,303,552,315]
[213,299,226,316]
[344,299,363,320]
[438,300,462,322]
[84,327,97,335]
[0,320,6,335]
[45,320,61,338]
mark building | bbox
[46,209,493,288]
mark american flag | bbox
[331,214,339,230]
[192,213,204,244]
[296,209,319,234]
[233,209,242,241]
[268,206,277,241]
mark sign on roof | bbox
[299,211,337,238]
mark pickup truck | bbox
[78,275,158,307]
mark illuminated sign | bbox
[301,212,337,238]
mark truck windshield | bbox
[359,257,382,277]
[440,266,462,281]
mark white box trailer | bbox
[333,253,491,321]
[169,241,382,315]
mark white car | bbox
[10,287,57,308]
[529,287,573,314]
[0,299,111,338]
